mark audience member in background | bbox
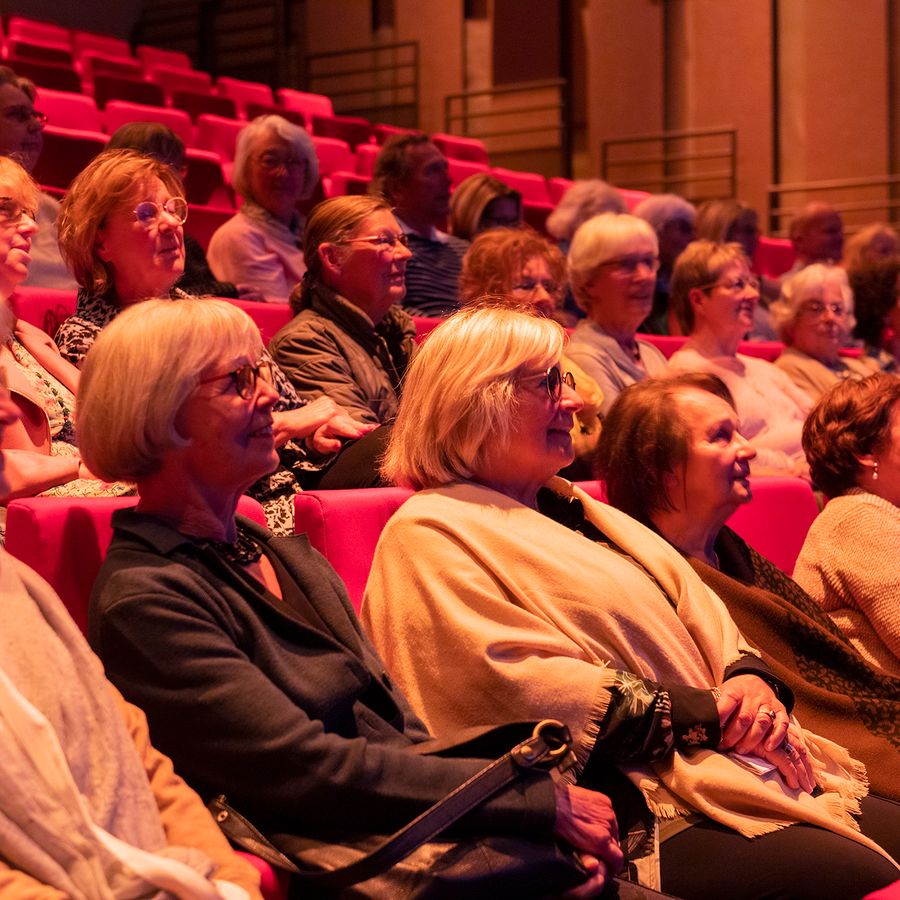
[0,65,75,290]
[0,395,261,900]
[270,195,415,428]
[786,202,844,275]
[106,121,238,298]
[370,134,468,318]
[769,264,872,401]
[668,241,812,477]
[843,222,899,272]
[81,298,622,899]
[459,227,602,474]
[796,373,900,677]
[54,149,373,531]
[849,254,900,370]
[0,157,130,531]
[565,213,667,418]
[545,180,627,246]
[546,179,627,322]
[208,115,319,302]
[363,304,900,900]
[695,198,779,338]
[632,193,696,334]
[448,172,522,241]
[597,372,900,804]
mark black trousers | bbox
[660,794,900,900]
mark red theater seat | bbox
[92,73,166,109]
[80,53,143,84]
[276,88,333,126]
[754,235,795,278]
[7,17,70,47]
[311,114,373,148]
[244,102,308,129]
[172,89,237,123]
[548,176,574,204]
[490,167,550,204]
[225,298,292,345]
[4,37,74,67]
[217,75,274,118]
[5,57,82,94]
[8,286,76,338]
[195,114,244,165]
[447,157,489,188]
[147,63,213,100]
[32,125,108,191]
[104,100,193,146]
[136,45,192,72]
[184,148,234,208]
[186,203,233,252]
[431,132,489,165]
[522,199,554,235]
[311,135,354,176]
[36,87,102,132]
[73,31,132,61]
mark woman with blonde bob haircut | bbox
[448,172,522,241]
[769,264,871,402]
[365,303,900,899]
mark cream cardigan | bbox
[362,479,892,861]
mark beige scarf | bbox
[362,478,895,865]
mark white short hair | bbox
[770,263,855,343]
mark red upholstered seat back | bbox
[9,286,77,337]
[5,495,266,635]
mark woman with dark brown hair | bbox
[848,254,900,371]
[795,373,900,676]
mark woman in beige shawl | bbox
[362,304,900,899]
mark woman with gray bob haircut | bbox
[208,115,319,302]
[770,264,873,402]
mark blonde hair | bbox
[448,173,521,241]
[770,263,855,343]
[232,114,319,202]
[381,304,565,489]
[843,223,899,272]
[0,155,40,216]
[58,149,184,294]
[567,213,658,312]
[460,227,566,305]
[670,240,747,334]
[77,298,262,481]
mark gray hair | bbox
[632,193,696,234]
[770,263,855,343]
[546,179,627,243]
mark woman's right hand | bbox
[553,782,624,897]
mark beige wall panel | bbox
[778,0,889,228]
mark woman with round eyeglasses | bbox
[0,155,131,523]
[363,304,900,900]
[668,241,813,478]
[270,195,416,437]
[565,212,669,418]
[56,150,373,531]
[208,115,319,303]
[769,264,873,402]
[459,226,604,476]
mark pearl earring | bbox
[873,460,879,481]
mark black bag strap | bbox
[211,718,573,890]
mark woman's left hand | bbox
[306,413,377,455]
[272,397,374,448]
[715,674,790,754]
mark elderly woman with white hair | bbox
[545,180,626,245]
[208,115,319,302]
[771,264,874,402]
[362,303,900,900]
[632,193,697,334]
[565,213,668,417]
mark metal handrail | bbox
[443,78,569,177]
[601,126,737,203]
[304,40,418,126]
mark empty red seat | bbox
[355,142,380,176]
[36,87,101,132]
[147,63,213,100]
[275,88,333,126]
[619,188,652,211]
[136,45,192,71]
[244,101,308,129]
[32,124,108,191]
[637,333,687,359]
[72,31,132,60]
[80,52,143,83]
[187,203,234,252]
[4,56,82,93]
[172,89,237,123]
[737,340,784,362]
[431,132,489,165]
[194,114,244,166]
[490,167,550,203]
[446,157,488,188]
[104,99,193,146]
[224,298,292,345]
[8,286,77,338]
[4,37,73,66]
[372,123,422,144]
[92,73,166,109]
[325,171,371,198]
[753,236,795,278]
[217,76,274,118]
[311,135,354,176]
[311,114,372,148]
[7,17,70,47]
[411,315,442,343]
[522,199,554,235]
[548,176,574,205]
[184,148,234,208]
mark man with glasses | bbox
[0,66,75,289]
[371,134,469,318]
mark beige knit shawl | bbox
[362,479,894,863]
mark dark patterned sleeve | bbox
[54,318,101,368]
[260,348,305,412]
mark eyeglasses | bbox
[3,105,47,126]
[257,152,307,172]
[0,197,36,225]
[700,275,760,293]
[134,197,188,229]
[799,300,845,318]
[199,361,273,400]
[340,232,410,252]
[525,365,576,403]
[598,255,660,276]
[512,277,561,298]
